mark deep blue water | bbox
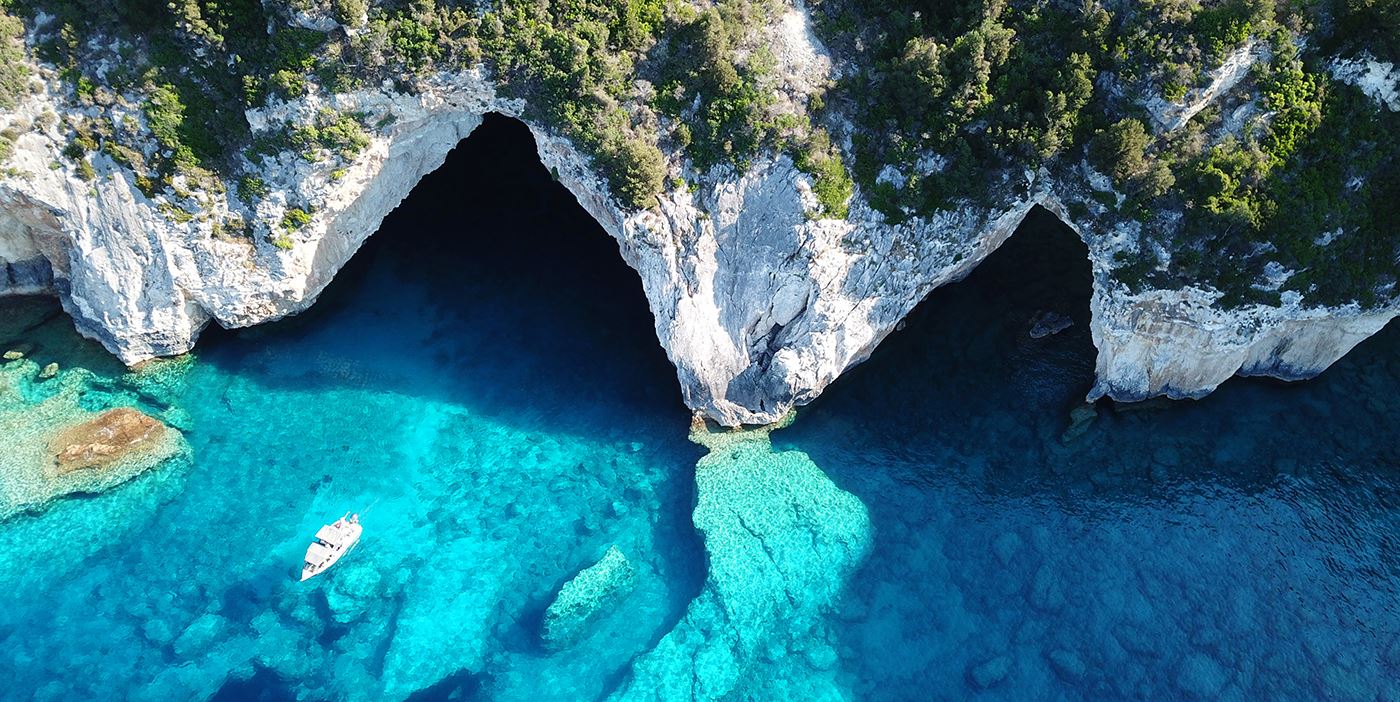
[0,116,1397,701]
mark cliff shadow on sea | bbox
[772,205,1400,700]
[787,203,1400,499]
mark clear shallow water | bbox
[0,118,1397,701]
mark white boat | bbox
[301,512,362,581]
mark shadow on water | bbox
[782,205,1097,488]
[774,202,1400,700]
[208,666,301,702]
[784,204,1400,499]
[403,670,487,702]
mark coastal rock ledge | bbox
[0,8,1394,426]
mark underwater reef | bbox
[0,302,191,522]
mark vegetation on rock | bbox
[0,0,1392,308]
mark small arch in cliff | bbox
[812,204,1098,419]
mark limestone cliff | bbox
[0,3,1394,427]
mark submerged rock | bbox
[612,425,871,700]
[1048,649,1087,681]
[0,365,189,521]
[541,545,637,649]
[1061,404,1098,443]
[969,655,1013,689]
[324,560,387,625]
[1029,311,1074,338]
[48,407,168,475]
[1177,652,1230,698]
[172,612,230,659]
[1028,565,1068,612]
[992,532,1023,567]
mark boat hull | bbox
[301,520,362,581]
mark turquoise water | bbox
[1,117,1398,700]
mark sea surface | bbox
[0,116,1397,701]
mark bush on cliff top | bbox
[0,0,1395,309]
[0,8,27,111]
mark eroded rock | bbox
[48,407,168,475]
[541,545,637,649]
[0,5,1391,428]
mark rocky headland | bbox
[0,0,1394,426]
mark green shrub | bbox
[237,175,267,202]
[604,137,666,209]
[1260,67,1326,169]
[312,110,370,159]
[281,207,312,230]
[285,109,369,162]
[794,131,853,219]
[387,14,441,72]
[652,4,780,172]
[1089,118,1175,199]
[0,11,27,110]
[269,69,308,99]
[332,0,367,27]
[145,84,197,170]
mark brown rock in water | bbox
[47,407,167,475]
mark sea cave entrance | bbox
[185,113,713,698]
[219,113,684,421]
[800,204,1098,430]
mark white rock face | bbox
[0,19,1394,427]
[1145,42,1267,132]
[1330,54,1400,111]
[1088,286,1397,401]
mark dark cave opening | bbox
[204,113,686,417]
[798,204,1099,428]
